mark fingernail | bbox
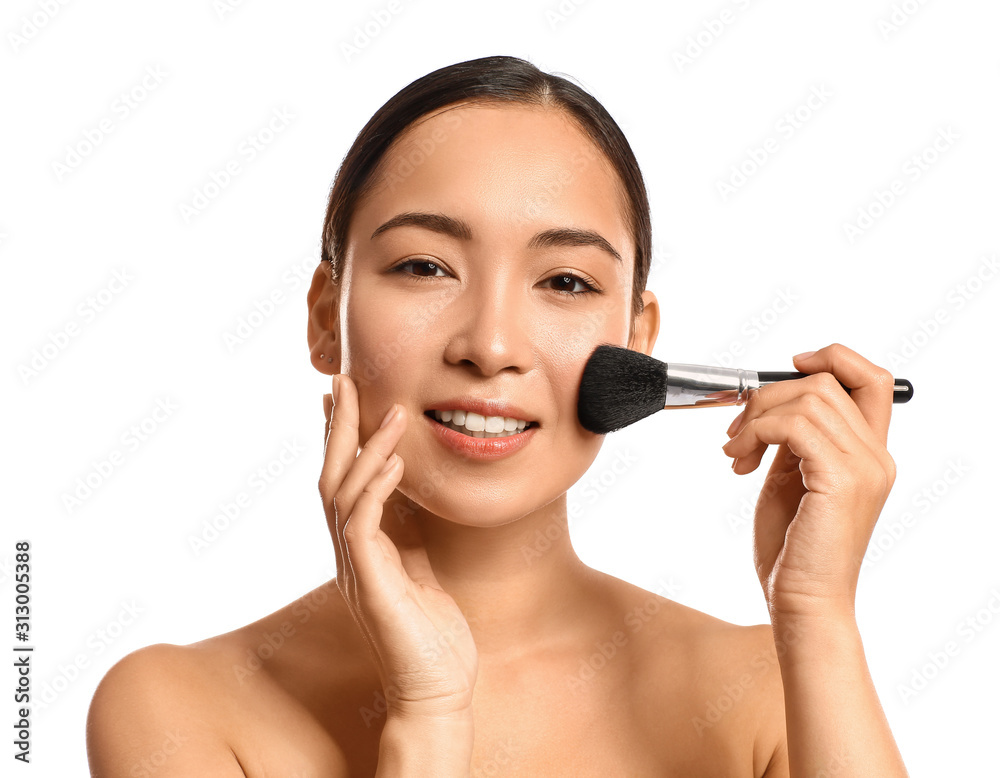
[379,453,398,475]
[726,410,744,437]
[380,404,397,429]
[332,375,341,404]
[793,350,816,362]
[731,457,739,471]
[323,393,332,417]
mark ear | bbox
[627,289,660,356]
[306,261,341,375]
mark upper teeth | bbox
[433,409,530,437]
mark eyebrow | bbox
[370,211,622,264]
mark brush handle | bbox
[662,364,914,408]
[757,372,913,403]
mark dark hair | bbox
[320,54,652,324]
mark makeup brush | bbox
[578,344,914,434]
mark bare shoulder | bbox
[86,641,246,777]
[672,606,788,777]
[596,574,788,776]
[87,583,366,778]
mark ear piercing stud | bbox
[320,353,333,363]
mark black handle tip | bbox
[894,378,914,403]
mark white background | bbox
[3,0,999,774]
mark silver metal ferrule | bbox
[663,364,760,408]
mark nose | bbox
[441,271,534,376]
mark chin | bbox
[394,477,557,529]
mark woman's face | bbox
[335,102,655,526]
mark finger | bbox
[723,413,842,486]
[726,392,862,473]
[320,374,359,587]
[729,369,889,465]
[320,375,361,511]
[329,376,407,608]
[323,392,333,446]
[320,389,345,587]
[762,441,810,497]
[336,396,408,525]
[792,344,894,446]
[342,454,408,616]
[322,389,364,608]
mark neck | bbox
[380,490,601,661]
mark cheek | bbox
[344,300,403,367]
[536,310,627,449]
[540,299,630,392]
[341,299,414,440]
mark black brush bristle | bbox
[578,344,667,434]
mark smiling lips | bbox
[423,410,538,460]
[421,396,540,459]
[427,408,533,438]
[425,396,537,423]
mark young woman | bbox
[87,55,908,776]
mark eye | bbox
[389,259,447,281]
[543,272,601,298]
[388,260,602,298]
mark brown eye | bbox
[390,261,600,298]
[390,260,447,280]
[544,273,600,297]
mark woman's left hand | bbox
[721,343,898,623]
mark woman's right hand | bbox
[320,374,479,723]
